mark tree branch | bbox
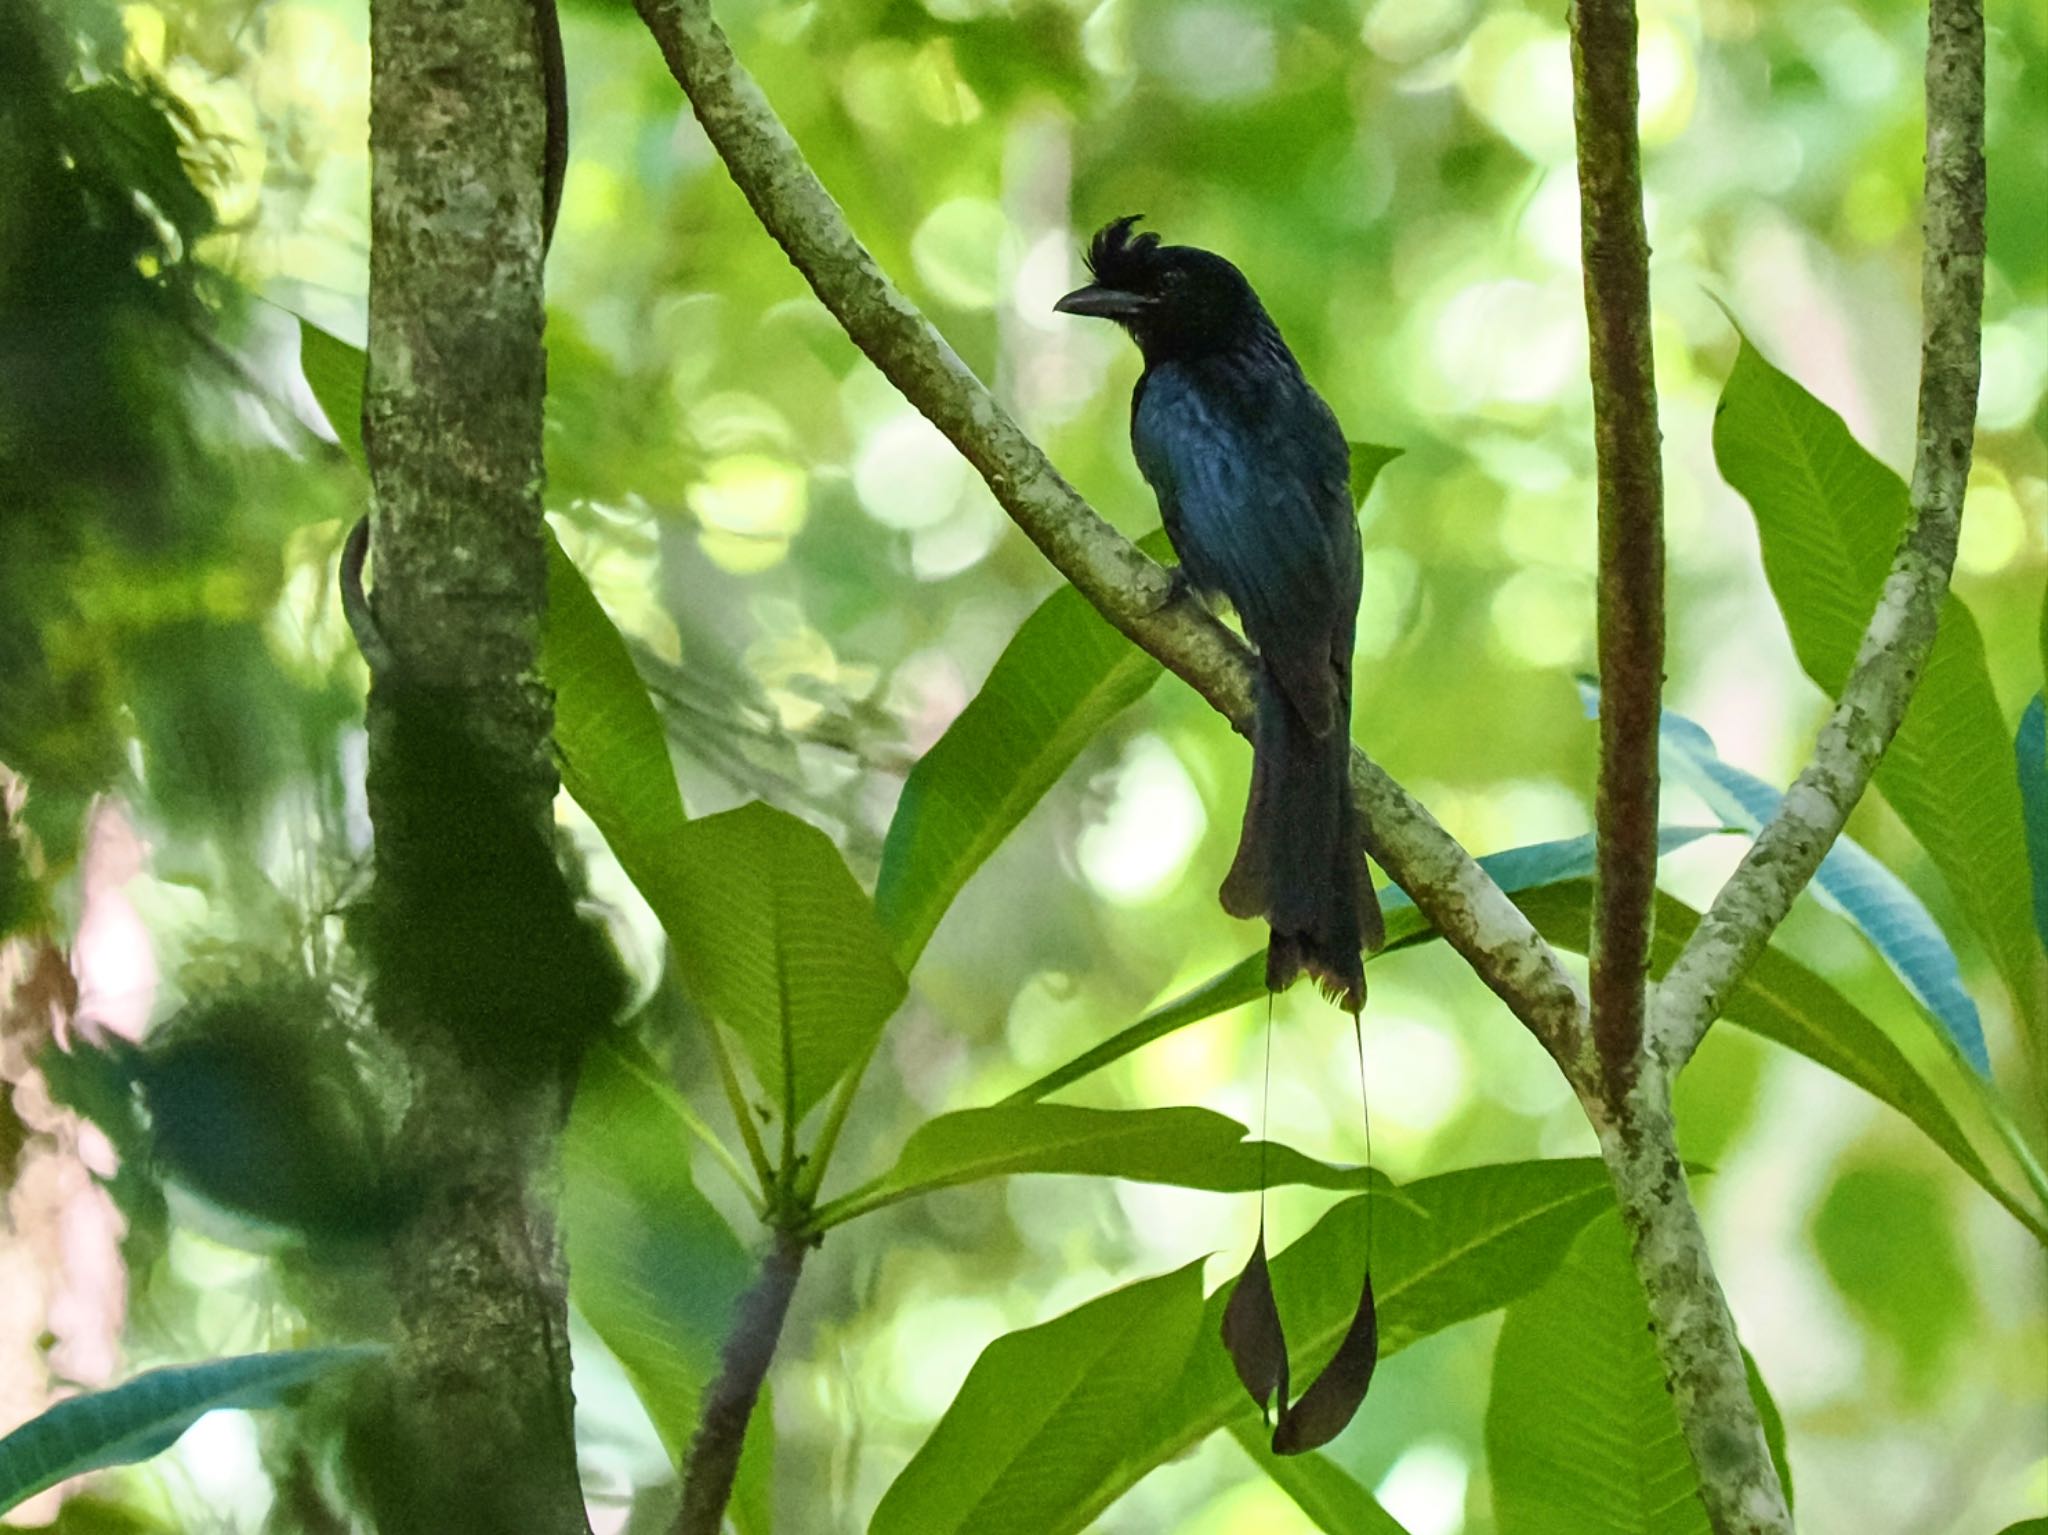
[671,1230,806,1535]
[1572,0,1666,1104]
[629,0,1591,1074]
[1652,0,1985,1072]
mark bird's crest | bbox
[1085,215,1162,288]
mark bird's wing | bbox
[1134,365,1356,732]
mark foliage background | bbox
[1,0,2043,1529]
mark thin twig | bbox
[1572,0,1666,1104]
[630,0,1592,1073]
[1653,0,1985,1072]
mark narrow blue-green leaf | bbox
[2019,694,2048,952]
[1008,827,1722,1105]
[1580,680,1988,1075]
[669,802,906,1122]
[870,1262,1207,1535]
[1517,883,2044,1242]
[874,530,1172,969]
[876,447,1400,973]
[0,1348,382,1514]
[1227,1418,1415,1534]
[1714,335,2044,1059]
[1051,1159,1617,1532]
[817,1104,1397,1229]
[564,1039,771,1530]
[1487,1213,1789,1535]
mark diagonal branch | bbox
[1573,0,1666,1105]
[1652,0,1985,1073]
[630,0,1591,1074]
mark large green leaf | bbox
[1486,1213,1790,1535]
[1714,337,2046,1058]
[1007,827,1721,1106]
[1227,1418,1414,1534]
[0,1348,381,1515]
[868,1261,1207,1535]
[1048,1158,1616,1532]
[564,1039,771,1532]
[668,802,906,1122]
[1516,884,2044,1242]
[874,529,1172,969]
[875,446,1400,972]
[813,1104,1398,1229]
[543,530,693,866]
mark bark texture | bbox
[358,0,584,1527]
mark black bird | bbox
[1057,216,1382,1009]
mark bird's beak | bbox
[1054,283,1152,320]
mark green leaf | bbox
[815,1104,1399,1229]
[874,447,1403,973]
[1515,883,2045,1242]
[1049,1158,1616,1532]
[296,319,366,469]
[1996,1521,2048,1535]
[874,530,1171,969]
[0,1348,382,1515]
[1007,827,1722,1106]
[1348,442,1403,509]
[870,1261,1208,1535]
[543,531,692,862]
[669,802,906,1123]
[1714,335,2046,1060]
[1486,1212,1789,1535]
[1226,1418,1414,1534]
[564,1039,771,1528]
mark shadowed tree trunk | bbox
[352,0,591,1527]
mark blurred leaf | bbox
[1811,1162,1970,1401]
[1997,1521,2048,1535]
[669,802,905,1122]
[1347,442,1402,509]
[296,319,365,468]
[874,530,1172,970]
[544,529,692,859]
[1714,335,2045,1058]
[60,81,214,250]
[870,1261,1206,1535]
[1515,884,2046,1243]
[1047,1159,1617,1533]
[876,448,1403,973]
[817,1104,1397,1229]
[0,1349,381,1515]
[1007,827,1722,1105]
[2019,694,2048,952]
[564,1039,772,1526]
[1227,1418,1414,1534]
[1581,681,1988,1074]
[1486,1213,1789,1534]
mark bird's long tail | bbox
[1220,668,1384,1011]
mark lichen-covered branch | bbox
[1653,0,1985,1072]
[629,0,1590,1071]
[1571,0,1666,1103]
[1591,1067,1791,1535]
[357,0,589,1526]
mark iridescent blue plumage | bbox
[1057,217,1381,1007]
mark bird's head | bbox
[1054,216,1269,360]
